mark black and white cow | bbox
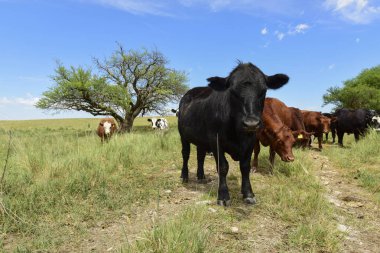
[147,118,169,130]
[371,115,380,131]
[333,108,374,146]
[177,62,289,206]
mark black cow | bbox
[177,62,289,206]
[333,108,374,146]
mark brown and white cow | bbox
[97,118,117,143]
[301,110,331,150]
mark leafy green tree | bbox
[323,65,380,111]
[36,45,188,132]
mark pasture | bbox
[0,117,379,252]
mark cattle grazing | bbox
[301,110,331,150]
[333,108,374,146]
[97,118,117,143]
[147,118,169,130]
[177,62,289,206]
[322,112,337,143]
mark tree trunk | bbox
[119,116,135,133]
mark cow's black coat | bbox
[333,108,374,146]
[177,63,289,206]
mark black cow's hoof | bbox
[217,199,231,206]
[182,178,189,183]
[243,197,256,205]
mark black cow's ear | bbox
[207,76,229,91]
[267,74,289,89]
[147,118,152,122]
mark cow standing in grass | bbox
[333,108,375,146]
[97,118,117,143]
[302,110,331,150]
[177,62,289,206]
[252,98,312,173]
[147,118,169,130]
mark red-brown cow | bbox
[97,118,117,143]
[252,98,313,173]
[301,110,331,150]
[252,98,296,173]
[286,107,313,147]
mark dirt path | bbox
[311,151,380,253]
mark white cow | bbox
[147,118,169,130]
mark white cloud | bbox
[0,94,40,106]
[328,63,336,70]
[294,23,310,33]
[261,27,268,35]
[356,37,361,43]
[324,0,380,24]
[288,23,310,35]
[275,31,285,40]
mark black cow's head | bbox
[208,63,289,133]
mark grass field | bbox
[0,117,379,252]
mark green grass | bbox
[4,118,375,252]
[122,206,212,253]
[0,120,182,251]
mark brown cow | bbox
[301,110,331,150]
[97,118,117,143]
[286,107,313,147]
[252,98,296,173]
[252,98,313,173]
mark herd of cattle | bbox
[96,62,380,206]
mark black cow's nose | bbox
[242,118,261,130]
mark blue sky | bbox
[0,0,379,120]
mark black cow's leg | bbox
[196,147,206,182]
[181,138,190,183]
[332,128,336,143]
[251,140,260,172]
[337,130,344,146]
[214,152,230,206]
[325,132,328,142]
[269,146,276,174]
[240,159,256,204]
[354,131,360,142]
